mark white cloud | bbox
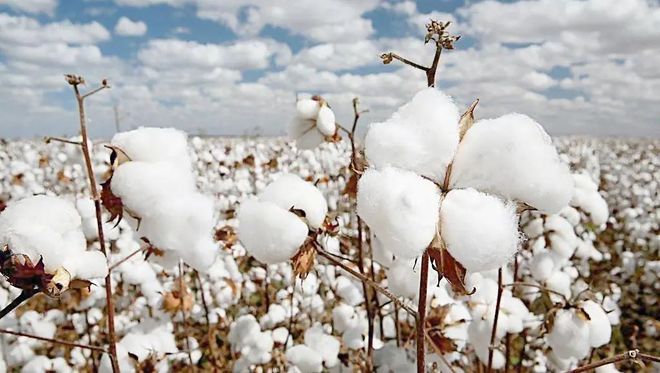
[1,0,57,16]
[0,14,110,46]
[114,16,147,36]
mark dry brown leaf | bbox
[428,237,473,295]
[343,173,359,198]
[291,241,316,280]
[458,99,479,141]
[215,226,238,248]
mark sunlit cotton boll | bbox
[357,167,440,259]
[440,188,520,272]
[286,344,323,373]
[289,98,336,150]
[259,173,328,229]
[364,87,460,182]
[581,300,612,348]
[237,199,308,265]
[450,113,573,214]
[110,127,191,169]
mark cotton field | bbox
[0,129,657,372]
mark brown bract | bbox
[291,239,316,280]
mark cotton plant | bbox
[289,96,338,150]
[286,323,341,373]
[358,87,573,294]
[0,195,108,299]
[228,314,275,373]
[101,127,218,271]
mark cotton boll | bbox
[441,188,520,272]
[335,276,363,306]
[364,88,459,182]
[357,167,440,259]
[545,215,577,246]
[548,233,576,259]
[289,117,325,150]
[581,300,612,348]
[547,309,590,360]
[259,174,328,229]
[296,99,320,120]
[546,270,571,301]
[387,259,419,299]
[237,200,308,264]
[332,303,358,333]
[523,217,544,238]
[316,105,336,136]
[286,345,323,373]
[62,251,108,280]
[111,127,190,168]
[529,251,555,282]
[304,324,340,368]
[450,113,572,214]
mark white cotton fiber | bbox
[286,345,323,373]
[364,88,459,182]
[259,173,328,229]
[440,188,520,272]
[387,259,419,299]
[304,324,340,368]
[316,105,336,136]
[357,167,440,259]
[296,99,320,120]
[110,127,191,168]
[0,195,107,280]
[450,113,573,214]
[581,300,612,348]
[237,199,308,264]
[547,309,590,360]
[571,174,609,226]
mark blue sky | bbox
[1,0,659,138]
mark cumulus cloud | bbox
[1,0,57,16]
[115,16,147,36]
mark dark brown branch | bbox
[0,328,107,352]
[487,268,504,372]
[416,250,430,373]
[0,289,38,320]
[108,246,145,271]
[43,136,82,146]
[569,350,660,373]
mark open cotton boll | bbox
[572,174,609,226]
[296,99,320,120]
[111,127,191,167]
[304,324,340,368]
[387,259,419,299]
[450,113,572,214]
[357,167,440,259]
[289,117,325,150]
[547,309,590,360]
[237,200,308,264]
[441,188,520,272]
[259,174,328,229]
[286,344,323,373]
[62,251,108,280]
[581,300,612,348]
[111,162,195,218]
[364,88,459,182]
[316,105,336,136]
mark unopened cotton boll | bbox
[259,173,328,229]
[547,309,590,360]
[364,88,459,182]
[357,167,440,259]
[581,300,612,348]
[441,188,520,272]
[237,199,308,264]
[450,113,572,214]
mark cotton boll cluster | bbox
[286,324,340,373]
[289,97,337,150]
[108,127,217,271]
[0,195,108,295]
[228,315,274,372]
[237,173,327,264]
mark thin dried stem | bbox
[67,76,119,373]
[503,282,569,303]
[356,216,374,370]
[178,262,195,370]
[487,268,505,372]
[569,349,660,372]
[108,246,145,272]
[317,248,417,317]
[425,333,457,373]
[43,136,82,146]
[380,53,428,72]
[0,289,38,320]
[416,250,430,373]
[0,328,107,352]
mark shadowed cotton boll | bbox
[572,174,609,226]
[357,167,440,259]
[364,88,459,182]
[441,188,520,272]
[450,113,573,214]
[304,324,340,368]
[581,300,612,348]
[237,199,308,264]
[547,309,590,360]
[286,345,323,373]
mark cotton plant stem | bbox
[355,216,374,370]
[487,268,505,372]
[502,282,568,303]
[0,328,107,352]
[317,248,417,317]
[108,247,145,271]
[416,250,430,373]
[0,289,38,320]
[43,136,83,146]
[569,349,660,372]
[178,262,195,370]
[69,80,120,373]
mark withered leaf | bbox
[427,245,473,296]
[214,225,238,248]
[458,99,478,141]
[343,173,359,198]
[291,240,316,280]
[101,178,124,227]
[1,255,52,291]
[69,279,93,291]
[242,154,255,167]
[427,330,457,355]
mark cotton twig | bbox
[0,328,107,352]
[569,349,660,372]
[487,268,505,372]
[43,136,83,146]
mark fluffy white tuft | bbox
[259,173,328,229]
